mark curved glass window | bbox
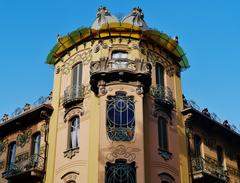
[106,159,136,183]
[107,91,135,141]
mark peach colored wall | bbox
[0,119,47,183]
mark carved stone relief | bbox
[105,145,140,163]
[61,49,92,75]
[0,139,8,156]
[0,160,4,170]
[15,152,29,163]
[16,130,32,148]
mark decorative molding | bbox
[16,130,32,148]
[0,160,4,170]
[15,152,29,163]
[106,145,140,163]
[158,149,172,160]
[64,106,84,122]
[61,49,92,74]
[61,171,79,183]
[64,147,79,159]
[0,139,8,156]
[40,123,47,137]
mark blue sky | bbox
[0,0,239,128]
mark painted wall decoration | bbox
[0,139,8,156]
[16,130,32,148]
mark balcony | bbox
[150,85,175,116]
[2,154,45,181]
[90,58,152,94]
[191,157,228,183]
[63,85,85,108]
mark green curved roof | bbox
[46,23,189,70]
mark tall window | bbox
[105,159,136,183]
[72,63,82,97]
[217,146,224,166]
[107,91,135,141]
[7,142,16,169]
[156,63,164,86]
[158,117,168,151]
[69,117,80,149]
[193,135,201,157]
[32,132,41,155]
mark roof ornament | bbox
[91,6,119,30]
[122,7,148,30]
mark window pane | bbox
[156,63,164,86]
[158,118,168,150]
[7,142,16,167]
[72,63,82,88]
[70,117,80,149]
[107,91,135,141]
[193,135,201,157]
[32,133,41,155]
[112,51,128,59]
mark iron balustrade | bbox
[150,85,175,107]
[63,85,85,107]
[2,154,45,179]
[90,58,151,75]
[191,156,228,181]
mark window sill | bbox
[64,147,79,159]
[158,148,172,160]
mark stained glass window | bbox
[106,159,136,183]
[107,91,135,141]
[69,117,80,149]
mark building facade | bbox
[0,6,239,183]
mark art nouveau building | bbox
[2,6,239,183]
[44,7,190,183]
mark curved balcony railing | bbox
[63,85,85,107]
[2,154,45,179]
[191,157,228,181]
[150,85,175,108]
[90,58,152,94]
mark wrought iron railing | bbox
[63,85,85,106]
[0,92,52,124]
[2,154,45,179]
[90,58,151,75]
[150,85,175,107]
[191,156,228,181]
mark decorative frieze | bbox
[0,139,8,156]
[0,160,4,170]
[61,49,92,75]
[16,152,29,163]
[106,145,140,163]
[16,130,32,148]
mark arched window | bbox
[156,63,164,87]
[32,132,41,155]
[193,135,201,157]
[106,159,136,183]
[72,63,83,97]
[69,117,80,149]
[7,142,16,170]
[159,172,175,183]
[107,91,135,141]
[158,117,168,151]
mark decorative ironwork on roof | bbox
[122,7,148,30]
[91,6,119,30]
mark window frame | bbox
[157,117,168,151]
[68,116,80,150]
[31,132,41,156]
[6,141,16,170]
[193,134,202,157]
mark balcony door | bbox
[72,63,82,98]
[7,142,16,169]
[156,63,164,87]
